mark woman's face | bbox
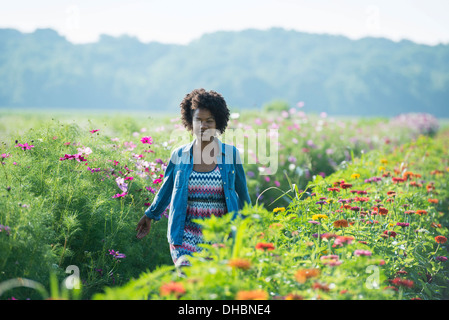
[192,108,217,141]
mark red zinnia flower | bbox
[255,242,275,251]
[383,230,397,238]
[435,236,447,244]
[391,278,414,288]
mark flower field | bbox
[0,108,447,300]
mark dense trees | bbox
[0,27,448,116]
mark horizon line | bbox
[1,25,448,47]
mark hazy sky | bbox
[1,0,448,45]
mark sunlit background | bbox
[2,0,449,45]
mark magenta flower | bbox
[140,136,153,144]
[435,256,448,262]
[90,129,99,133]
[0,224,11,235]
[16,143,34,151]
[396,222,410,228]
[59,153,87,162]
[112,192,127,198]
[153,178,162,184]
[108,249,126,259]
[146,186,156,194]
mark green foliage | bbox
[0,116,173,299]
[0,109,447,300]
[94,129,449,300]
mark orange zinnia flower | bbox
[431,222,442,228]
[160,281,186,298]
[228,258,251,270]
[285,293,304,300]
[402,171,414,180]
[333,219,349,228]
[428,198,438,204]
[294,268,321,284]
[236,290,268,300]
[415,210,428,215]
[435,235,447,244]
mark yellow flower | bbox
[312,214,328,221]
[378,166,386,172]
[273,207,286,213]
[351,173,360,179]
[380,159,388,164]
[389,222,396,228]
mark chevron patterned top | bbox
[187,165,228,218]
[169,164,228,267]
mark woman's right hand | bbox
[136,215,152,239]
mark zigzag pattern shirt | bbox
[169,165,227,266]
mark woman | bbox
[136,88,252,267]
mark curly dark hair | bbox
[180,88,230,134]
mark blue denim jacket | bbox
[144,137,252,245]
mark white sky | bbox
[1,0,448,45]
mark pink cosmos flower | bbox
[115,177,128,192]
[77,146,92,156]
[90,129,99,133]
[140,136,153,144]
